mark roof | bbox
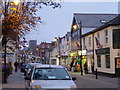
[82,15,120,37]
[74,13,118,28]
[35,64,63,68]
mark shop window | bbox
[97,55,101,67]
[105,55,110,68]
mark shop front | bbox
[69,50,87,72]
[115,57,120,77]
[95,47,112,75]
[86,49,94,73]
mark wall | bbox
[94,26,120,74]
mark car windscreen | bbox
[25,64,30,69]
[33,68,71,80]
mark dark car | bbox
[20,64,26,73]
[24,63,42,77]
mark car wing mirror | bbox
[72,77,76,81]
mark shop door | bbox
[115,58,120,77]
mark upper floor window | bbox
[47,45,50,48]
[42,46,45,48]
[88,37,91,47]
[97,33,100,41]
[105,30,108,43]
[83,38,86,49]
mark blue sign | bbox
[9,58,12,62]
[2,65,6,67]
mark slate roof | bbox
[74,13,118,28]
[82,15,120,37]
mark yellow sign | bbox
[116,58,120,68]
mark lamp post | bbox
[73,21,83,75]
[36,48,40,62]
[36,48,40,57]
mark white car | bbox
[25,64,77,89]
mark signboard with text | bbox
[95,47,110,55]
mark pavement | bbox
[69,71,119,89]
[2,69,26,90]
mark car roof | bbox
[28,63,41,65]
[35,64,64,68]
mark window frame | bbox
[105,30,108,44]
[105,55,110,68]
[97,55,101,67]
[88,37,91,47]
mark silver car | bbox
[25,64,77,89]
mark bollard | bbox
[96,69,98,79]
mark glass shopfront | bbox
[70,50,87,72]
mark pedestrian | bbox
[91,62,94,74]
[70,57,75,72]
[14,61,19,72]
[84,62,88,74]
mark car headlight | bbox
[31,80,34,83]
[34,85,41,88]
[70,85,77,88]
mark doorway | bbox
[115,57,120,77]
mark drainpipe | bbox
[92,33,95,73]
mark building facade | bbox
[29,40,37,55]
[60,32,72,66]
[70,13,118,73]
[81,15,120,76]
[38,42,54,64]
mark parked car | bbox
[25,64,77,89]
[24,63,42,77]
[20,64,26,73]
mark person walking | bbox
[14,61,19,72]
[84,62,88,74]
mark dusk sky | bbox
[26,2,119,44]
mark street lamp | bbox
[73,21,83,75]
[13,0,20,5]
[36,48,40,57]
[30,52,33,55]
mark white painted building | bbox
[82,15,120,76]
[50,37,61,65]
[60,32,72,66]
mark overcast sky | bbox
[26,2,119,44]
